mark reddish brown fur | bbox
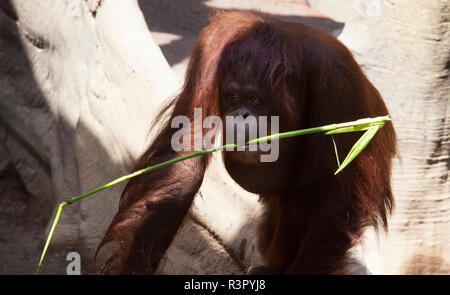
[96,11,396,274]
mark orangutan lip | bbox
[227,150,261,164]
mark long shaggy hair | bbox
[96,11,396,274]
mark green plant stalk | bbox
[334,123,383,175]
[35,115,390,274]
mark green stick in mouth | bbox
[35,115,390,274]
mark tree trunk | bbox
[339,0,449,274]
[0,0,179,273]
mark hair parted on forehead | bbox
[181,11,301,124]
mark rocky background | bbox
[0,0,448,274]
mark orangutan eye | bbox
[226,91,239,101]
[248,95,259,104]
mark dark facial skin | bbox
[219,68,297,194]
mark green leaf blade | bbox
[334,125,382,175]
